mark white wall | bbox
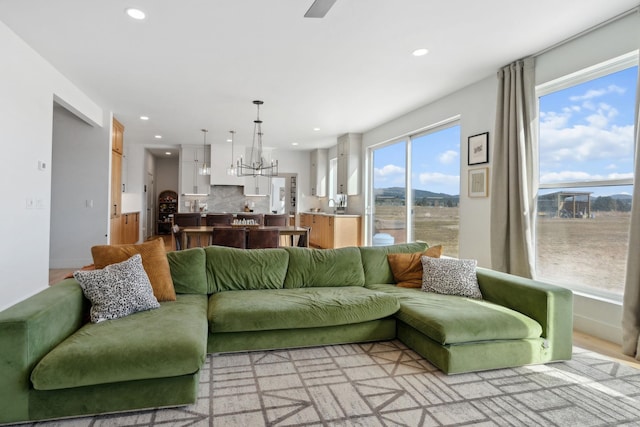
[155,156,180,198]
[360,76,497,268]
[0,21,104,311]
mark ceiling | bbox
[1,0,638,157]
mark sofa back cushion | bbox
[205,246,289,293]
[283,247,365,288]
[166,248,208,294]
[359,242,428,285]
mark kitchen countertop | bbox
[302,212,361,218]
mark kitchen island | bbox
[299,212,361,248]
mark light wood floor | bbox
[573,330,640,369]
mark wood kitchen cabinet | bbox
[110,212,140,245]
[122,212,140,244]
[110,118,124,244]
[301,213,361,249]
[110,118,124,220]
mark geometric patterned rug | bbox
[24,340,640,427]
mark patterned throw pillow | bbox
[420,256,482,299]
[387,245,443,288]
[74,254,160,323]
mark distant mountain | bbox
[607,193,632,200]
[374,187,459,200]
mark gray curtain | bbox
[490,58,537,278]
[622,65,640,358]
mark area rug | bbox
[24,340,640,427]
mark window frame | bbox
[367,117,461,248]
[534,51,638,301]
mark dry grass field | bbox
[374,205,460,257]
[536,212,630,294]
[374,205,629,295]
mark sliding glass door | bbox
[410,126,460,257]
[372,140,407,244]
[370,123,460,255]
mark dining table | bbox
[180,225,310,250]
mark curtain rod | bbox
[533,6,639,58]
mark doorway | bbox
[50,103,109,271]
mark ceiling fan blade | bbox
[304,0,337,18]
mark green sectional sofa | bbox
[0,243,573,424]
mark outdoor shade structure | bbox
[538,191,592,219]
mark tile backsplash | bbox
[179,186,269,213]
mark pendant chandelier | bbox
[226,130,236,176]
[198,129,211,176]
[237,100,278,177]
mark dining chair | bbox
[171,224,183,251]
[297,226,311,248]
[212,227,247,249]
[264,213,290,245]
[173,213,202,248]
[247,228,280,249]
[205,213,233,226]
[264,213,289,226]
[236,213,264,225]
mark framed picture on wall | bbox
[468,167,489,198]
[468,132,489,165]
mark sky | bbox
[539,65,637,196]
[373,64,637,198]
[373,125,461,195]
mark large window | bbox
[536,53,637,298]
[371,123,460,256]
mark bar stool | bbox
[265,213,290,245]
[205,213,233,226]
[264,214,288,226]
[173,213,202,248]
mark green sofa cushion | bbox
[208,287,400,332]
[359,242,428,285]
[167,248,207,294]
[30,294,208,391]
[366,284,543,344]
[283,246,365,288]
[205,246,289,293]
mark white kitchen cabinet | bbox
[210,143,244,186]
[180,144,210,195]
[337,133,361,195]
[310,148,328,197]
[243,175,271,195]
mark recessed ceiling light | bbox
[412,48,429,57]
[125,8,146,20]
[140,115,149,120]
[154,135,162,139]
[292,142,299,146]
[165,152,171,156]
[313,128,321,132]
